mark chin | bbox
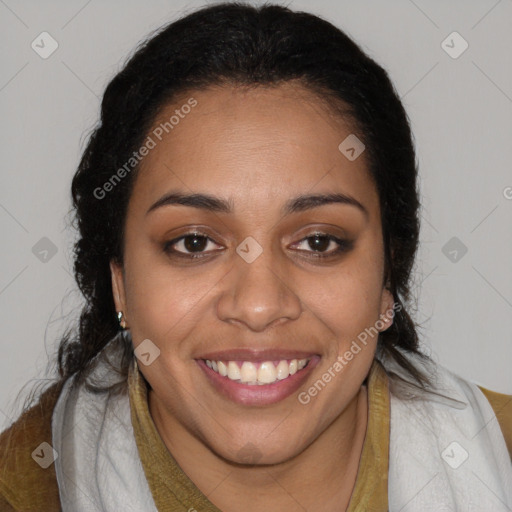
[209,433,305,467]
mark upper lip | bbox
[196,349,319,362]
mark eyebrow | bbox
[146,191,368,218]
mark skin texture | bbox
[111,82,395,511]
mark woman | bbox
[1,3,510,511]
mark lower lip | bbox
[196,356,321,406]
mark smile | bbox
[204,358,310,385]
[196,351,321,406]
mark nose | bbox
[216,246,302,332]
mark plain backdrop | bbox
[1,0,511,429]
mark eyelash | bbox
[162,231,353,261]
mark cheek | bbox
[303,263,384,340]
[123,253,226,344]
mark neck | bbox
[149,385,369,512]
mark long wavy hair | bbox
[42,2,430,400]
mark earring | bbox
[117,311,128,330]
[379,313,390,322]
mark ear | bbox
[110,259,127,320]
[378,285,395,332]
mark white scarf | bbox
[52,334,158,511]
[382,350,512,511]
[52,336,512,511]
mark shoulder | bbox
[478,385,512,460]
[380,349,512,460]
[0,381,63,512]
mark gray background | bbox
[1,0,511,429]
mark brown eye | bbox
[293,233,353,258]
[163,232,221,258]
[182,234,208,252]
[306,234,331,252]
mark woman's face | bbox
[111,82,394,464]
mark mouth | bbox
[203,357,311,385]
[195,350,321,406]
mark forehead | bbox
[130,82,379,220]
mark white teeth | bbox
[258,361,277,384]
[227,361,241,380]
[276,360,289,380]
[205,357,311,385]
[240,362,258,383]
[218,360,227,376]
